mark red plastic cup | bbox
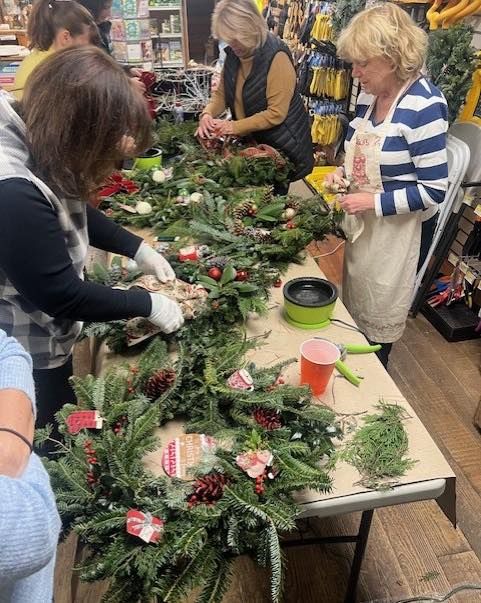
[300,339,340,396]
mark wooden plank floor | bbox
[55,239,481,603]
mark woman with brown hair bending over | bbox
[0,47,183,441]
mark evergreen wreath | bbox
[38,339,341,603]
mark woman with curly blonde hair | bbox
[326,3,448,367]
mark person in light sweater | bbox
[0,329,61,602]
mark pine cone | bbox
[144,368,176,400]
[231,219,246,236]
[252,407,282,430]
[285,199,300,212]
[245,227,273,243]
[233,200,257,219]
[187,471,229,507]
[263,185,274,204]
[206,256,230,269]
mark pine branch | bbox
[196,556,233,603]
[222,486,296,532]
[190,221,241,244]
[168,526,208,562]
[267,522,284,603]
[76,510,127,536]
[157,544,216,603]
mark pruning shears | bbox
[314,338,381,386]
[465,276,481,309]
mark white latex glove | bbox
[134,242,175,283]
[148,293,184,334]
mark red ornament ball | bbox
[207,267,222,281]
[287,221,296,230]
[274,278,282,288]
[235,270,249,281]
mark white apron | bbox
[342,83,422,343]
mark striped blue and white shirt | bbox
[346,77,449,217]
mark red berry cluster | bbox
[187,472,229,508]
[126,366,140,394]
[84,440,98,487]
[113,415,127,435]
[207,267,222,281]
[255,473,266,495]
[235,269,249,281]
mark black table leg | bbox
[344,509,374,603]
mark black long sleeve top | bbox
[0,178,151,322]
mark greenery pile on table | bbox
[40,120,414,603]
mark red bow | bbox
[98,172,140,199]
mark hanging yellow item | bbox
[435,0,469,29]
[428,0,481,30]
[450,0,481,24]
[427,0,443,29]
[459,67,481,125]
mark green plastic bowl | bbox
[134,147,163,171]
[283,277,338,329]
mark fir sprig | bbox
[339,401,416,490]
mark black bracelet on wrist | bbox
[0,427,33,453]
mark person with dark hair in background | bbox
[76,0,113,53]
[12,0,97,100]
[0,47,183,441]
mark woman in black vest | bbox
[198,0,313,191]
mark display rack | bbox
[148,0,189,69]
[266,0,352,159]
[110,0,189,69]
[414,193,481,341]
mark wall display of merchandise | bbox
[0,0,30,91]
[148,0,189,69]
[266,0,353,162]
[0,0,30,28]
[111,0,153,68]
[111,0,187,69]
